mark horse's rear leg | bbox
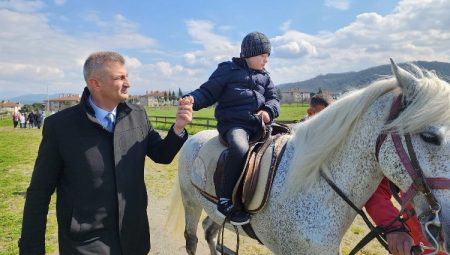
[182,189,203,255]
[202,216,220,255]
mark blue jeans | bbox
[218,127,250,199]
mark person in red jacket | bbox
[366,178,446,255]
[365,178,414,255]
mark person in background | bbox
[34,110,42,129]
[13,112,20,128]
[39,111,45,127]
[19,113,26,128]
[185,31,280,226]
[27,112,35,128]
[19,51,193,255]
[299,93,332,122]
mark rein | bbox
[324,94,450,254]
[375,95,450,254]
[320,171,391,254]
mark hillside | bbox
[277,61,450,92]
[8,94,61,104]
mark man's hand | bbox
[256,110,271,124]
[174,96,193,135]
[386,231,414,255]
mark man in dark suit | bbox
[19,51,193,255]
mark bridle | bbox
[375,95,450,254]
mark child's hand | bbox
[174,97,193,134]
[256,110,271,124]
[179,96,194,106]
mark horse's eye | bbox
[420,131,441,146]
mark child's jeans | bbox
[218,127,251,199]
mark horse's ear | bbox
[390,58,419,102]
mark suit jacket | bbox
[19,87,187,255]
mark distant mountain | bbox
[9,94,60,104]
[277,61,450,93]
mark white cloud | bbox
[124,56,142,69]
[0,8,157,98]
[325,0,350,11]
[0,62,64,79]
[83,12,143,34]
[0,0,45,12]
[280,20,292,32]
[54,0,66,6]
[272,31,319,58]
[128,62,202,94]
[183,20,239,67]
[2,0,450,99]
[183,53,196,65]
[267,0,450,84]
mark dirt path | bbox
[147,194,212,255]
[146,130,271,255]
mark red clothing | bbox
[365,178,403,229]
[366,178,445,254]
[403,199,445,254]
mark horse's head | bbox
[377,59,450,253]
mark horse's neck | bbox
[326,93,392,209]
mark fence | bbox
[148,115,297,130]
[149,115,217,129]
[0,113,10,120]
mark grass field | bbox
[0,110,389,254]
[147,103,309,133]
[0,121,58,255]
[146,103,309,121]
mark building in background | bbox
[45,94,80,112]
[129,90,174,107]
[0,101,22,113]
[280,88,312,104]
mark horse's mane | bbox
[285,66,450,194]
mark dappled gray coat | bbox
[19,87,187,255]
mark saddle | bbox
[191,122,291,213]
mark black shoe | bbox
[217,200,250,226]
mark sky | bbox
[1,0,450,99]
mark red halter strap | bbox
[375,95,403,161]
[391,134,450,211]
[375,95,450,214]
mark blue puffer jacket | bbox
[189,57,280,135]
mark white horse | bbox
[166,60,450,255]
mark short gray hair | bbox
[83,51,125,82]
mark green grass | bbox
[0,119,12,127]
[146,103,309,133]
[0,127,58,255]
[147,103,309,120]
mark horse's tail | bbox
[164,174,185,238]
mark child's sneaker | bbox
[216,199,250,225]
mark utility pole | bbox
[46,84,50,113]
